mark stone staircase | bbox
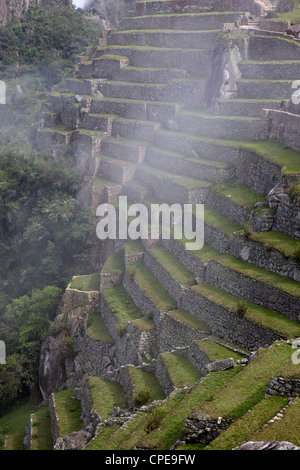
[35,0,300,451]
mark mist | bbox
[72,0,94,9]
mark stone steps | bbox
[119,12,243,31]
[90,97,183,123]
[174,110,261,140]
[81,113,117,133]
[94,45,212,75]
[135,164,212,204]
[205,254,300,320]
[101,137,148,164]
[236,79,294,100]
[107,29,220,49]
[216,98,281,117]
[143,244,197,303]
[181,283,300,350]
[145,146,236,183]
[98,155,137,185]
[239,60,300,80]
[112,117,161,141]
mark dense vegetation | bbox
[0,0,101,415]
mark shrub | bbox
[145,407,167,433]
[133,387,152,407]
[237,301,248,318]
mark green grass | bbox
[54,388,82,437]
[150,245,196,286]
[193,283,300,339]
[85,425,120,450]
[70,274,100,291]
[130,317,156,331]
[206,396,288,450]
[212,179,266,210]
[240,140,300,175]
[217,254,300,297]
[92,177,117,188]
[248,397,300,447]
[192,341,296,420]
[127,262,177,311]
[86,311,115,344]
[0,399,33,450]
[247,230,300,259]
[266,4,300,23]
[87,377,128,420]
[161,353,202,387]
[196,338,245,363]
[128,367,165,405]
[125,239,145,255]
[31,406,53,451]
[109,368,240,450]
[204,206,241,237]
[169,309,211,332]
[102,253,125,274]
[140,164,212,189]
[102,284,143,327]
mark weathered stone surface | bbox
[239,440,300,450]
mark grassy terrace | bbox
[102,285,143,327]
[125,239,145,255]
[191,341,296,421]
[196,205,241,238]
[169,309,211,333]
[247,230,300,259]
[148,145,229,168]
[196,338,245,363]
[0,399,33,450]
[54,388,82,437]
[69,274,100,291]
[127,262,177,311]
[149,244,196,286]
[102,253,125,275]
[128,367,165,405]
[101,368,240,450]
[212,178,266,210]
[206,396,288,450]
[161,353,202,387]
[216,254,300,297]
[92,177,119,188]
[266,4,300,23]
[86,311,115,344]
[193,284,300,339]
[31,406,53,451]
[140,164,212,189]
[87,377,128,419]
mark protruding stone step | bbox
[122,180,153,203]
[101,137,148,163]
[66,78,103,96]
[98,155,137,184]
[136,164,212,204]
[107,29,220,50]
[92,54,130,78]
[81,113,116,133]
[112,118,161,142]
[119,12,244,32]
[145,146,235,182]
[35,125,73,157]
[205,254,300,320]
[114,66,187,83]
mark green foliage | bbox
[0,148,93,301]
[0,286,62,415]
[133,387,152,407]
[0,0,102,80]
[237,301,248,318]
[277,0,295,13]
[145,407,167,433]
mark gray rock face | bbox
[239,440,300,450]
[0,0,42,27]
